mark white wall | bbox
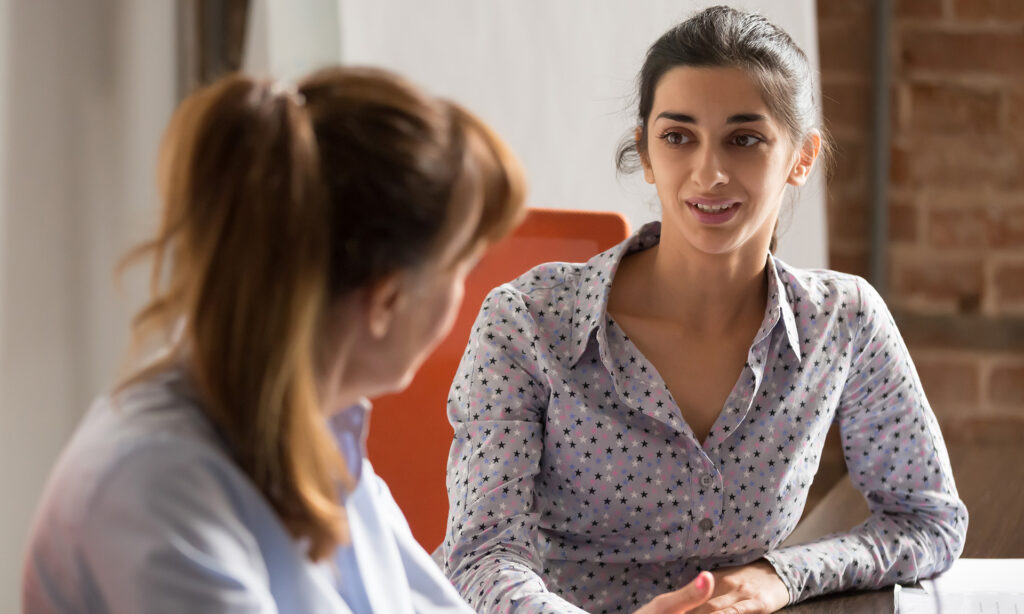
[245,0,342,80]
[0,2,175,609]
[334,0,827,268]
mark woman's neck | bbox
[316,300,364,414]
[612,231,770,338]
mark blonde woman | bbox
[22,67,716,613]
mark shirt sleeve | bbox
[764,278,969,603]
[79,441,279,614]
[442,286,588,614]
[356,461,476,614]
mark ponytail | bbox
[119,67,526,561]
[121,75,349,558]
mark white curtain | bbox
[0,2,176,609]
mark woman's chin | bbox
[375,367,418,398]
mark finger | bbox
[709,598,767,614]
[691,594,739,614]
[649,571,715,613]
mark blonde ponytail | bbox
[120,67,526,560]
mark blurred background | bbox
[0,0,1020,610]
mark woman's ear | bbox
[636,127,655,184]
[364,272,407,339]
[787,131,821,187]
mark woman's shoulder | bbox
[23,370,294,612]
[477,224,633,321]
[505,259,590,297]
[772,257,883,316]
[472,259,589,324]
[31,369,252,539]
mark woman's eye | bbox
[733,134,763,147]
[661,131,687,145]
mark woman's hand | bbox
[690,560,789,614]
[634,571,715,614]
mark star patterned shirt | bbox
[442,222,967,613]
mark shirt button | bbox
[699,518,714,532]
[700,474,714,488]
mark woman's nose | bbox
[692,145,729,190]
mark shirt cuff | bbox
[762,551,799,605]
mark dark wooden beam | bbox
[177,0,251,98]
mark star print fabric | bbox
[442,222,967,612]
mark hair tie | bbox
[270,80,306,107]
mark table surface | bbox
[776,443,1024,613]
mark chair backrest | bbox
[366,208,631,550]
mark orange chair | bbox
[366,208,631,550]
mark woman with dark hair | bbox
[444,6,967,613]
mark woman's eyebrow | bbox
[653,111,768,124]
[655,111,696,123]
[727,113,767,124]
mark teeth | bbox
[694,202,734,213]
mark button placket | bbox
[692,461,723,554]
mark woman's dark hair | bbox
[617,6,831,249]
[118,66,526,561]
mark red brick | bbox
[927,208,988,248]
[940,415,1024,444]
[828,248,870,277]
[1009,88,1024,133]
[829,197,916,245]
[888,144,913,187]
[890,201,918,243]
[832,137,870,185]
[910,82,1001,133]
[989,363,1024,406]
[994,262,1024,302]
[893,257,985,311]
[817,0,873,21]
[988,207,1024,247]
[819,20,875,74]
[890,136,1022,190]
[914,355,982,415]
[897,0,946,19]
[830,199,870,240]
[823,80,873,129]
[901,30,1024,75]
[954,0,1024,20]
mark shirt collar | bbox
[763,254,803,363]
[565,222,659,364]
[327,398,372,486]
[566,221,802,366]
[566,221,662,366]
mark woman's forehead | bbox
[650,66,773,123]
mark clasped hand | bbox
[634,560,788,614]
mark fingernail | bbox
[695,572,709,591]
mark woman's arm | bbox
[764,278,968,603]
[443,286,588,614]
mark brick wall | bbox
[810,0,1024,506]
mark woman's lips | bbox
[686,198,741,224]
